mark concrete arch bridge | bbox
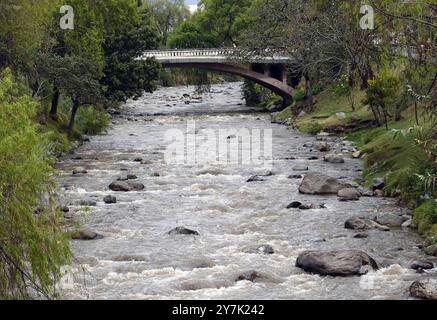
[141,48,295,100]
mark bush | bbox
[293,89,306,103]
[414,199,437,236]
[301,122,322,135]
[0,69,71,299]
[76,106,110,135]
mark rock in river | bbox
[168,227,200,236]
[235,271,263,282]
[410,260,434,270]
[79,200,97,207]
[299,172,351,195]
[315,142,331,152]
[293,164,309,171]
[410,280,437,300]
[73,168,88,175]
[103,195,117,204]
[71,228,103,240]
[345,217,390,231]
[247,175,264,182]
[109,181,145,192]
[246,245,275,255]
[324,154,345,164]
[296,250,378,276]
[337,188,361,201]
[287,201,302,209]
[424,244,437,257]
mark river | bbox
[58,82,436,300]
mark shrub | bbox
[293,89,306,103]
[0,69,71,299]
[76,106,110,135]
[301,122,322,135]
[413,199,437,236]
[363,71,400,128]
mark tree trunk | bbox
[305,73,313,110]
[68,100,80,133]
[370,105,381,125]
[50,87,60,120]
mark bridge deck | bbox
[141,48,292,64]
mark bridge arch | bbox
[141,49,294,100]
[162,62,293,100]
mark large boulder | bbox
[345,217,390,231]
[109,181,145,192]
[410,280,437,300]
[299,172,351,195]
[296,250,378,276]
[374,213,405,227]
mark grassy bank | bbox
[273,87,437,246]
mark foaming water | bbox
[58,83,436,300]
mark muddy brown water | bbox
[58,83,436,300]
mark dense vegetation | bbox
[0,0,435,299]
[0,0,162,299]
[250,1,436,242]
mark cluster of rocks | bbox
[182,93,203,104]
[287,201,326,210]
[247,171,274,183]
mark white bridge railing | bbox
[141,48,292,63]
[142,48,234,58]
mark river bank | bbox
[58,83,436,300]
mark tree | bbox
[167,21,216,48]
[36,53,103,132]
[143,0,190,46]
[0,69,71,299]
[196,0,254,46]
[0,0,59,69]
[100,8,161,102]
[363,71,401,129]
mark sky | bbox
[185,0,198,12]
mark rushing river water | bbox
[58,83,436,300]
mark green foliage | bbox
[242,80,281,108]
[293,90,306,103]
[167,21,216,48]
[364,71,401,127]
[144,0,190,45]
[300,122,322,135]
[197,0,254,45]
[36,53,102,105]
[413,200,437,236]
[0,69,71,299]
[76,106,110,135]
[0,0,60,68]
[334,75,351,97]
[62,0,106,73]
[100,8,161,102]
